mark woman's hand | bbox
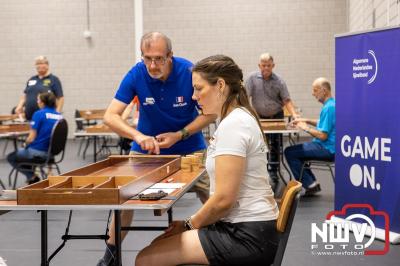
[151,221,186,243]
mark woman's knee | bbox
[135,250,145,266]
[135,247,154,266]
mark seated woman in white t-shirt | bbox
[135,55,279,266]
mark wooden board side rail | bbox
[17,155,181,205]
[0,114,19,122]
[0,123,30,133]
[78,109,106,120]
[85,124,113,133]
[261,121,288,131]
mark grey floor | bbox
[0,138,399,266]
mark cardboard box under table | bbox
[17,155,181,205]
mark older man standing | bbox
[245,53,299,189]
[97,32,215,266]
[15,56,64,120]
[284,77,335,196]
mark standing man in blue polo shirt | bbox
[98,32,216,266]
[15,56,64,120]
[284,77,335,196]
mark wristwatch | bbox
[180,128,190,141]
[184,217,195,230]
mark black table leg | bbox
[93,136,97,162]
[167,209,173,224]
[13,137,18,151]
[41,210,49,266]
[114,210,121,266]
[266,133,288,184]
[279,134,293,180]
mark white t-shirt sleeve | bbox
[213,115,250,158]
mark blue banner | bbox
[335,27,400,234]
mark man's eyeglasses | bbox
[142,55,168,65]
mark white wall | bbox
[0,0,348,135]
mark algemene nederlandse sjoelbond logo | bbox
[352,50,378,84]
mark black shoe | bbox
[96,257,114,266]
[27,176,40,185]
[304,183,321,196]
[97,244,116,266]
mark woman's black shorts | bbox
[198,220,279,266]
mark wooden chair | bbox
[182,181,302,266]
[272,180,302,266]
[299,158,335,183]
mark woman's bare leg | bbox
[135,229,209,266]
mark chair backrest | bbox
[273,180,302,266]
[48,118,68,157]
[307,157,335,163]
[75,109,84,131]
[303,159,335,183]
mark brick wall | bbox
[0,0,348,135]
[349,0,400,31]
[143,0,347,118]
[0,0,135,131]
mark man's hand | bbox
[134,134,160,154]
[290,117,308,127]
[292,113,301,120]
[295,121,309,131]
[293,117,308,123]
[156,131,182,149]
[15,106,23,115]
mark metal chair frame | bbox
[8,119,68,189]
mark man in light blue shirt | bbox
[284,77,335,195]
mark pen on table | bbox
[166,178,174,183]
